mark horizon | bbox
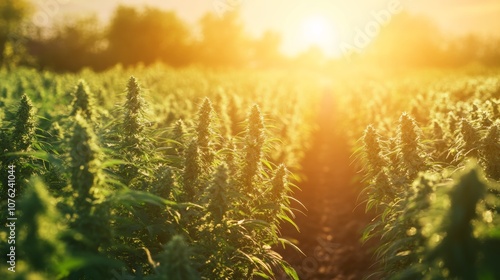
[29,0,500,58]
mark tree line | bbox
[1,1,500,71]
[1,2,285,71]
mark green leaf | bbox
[280,261,299,280]
[111,189,178,207]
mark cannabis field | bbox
[1,65,500,280]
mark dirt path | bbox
[278,95,378,280]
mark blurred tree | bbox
[460,34,484,63]
[26,6,271,71]
[251,30,284,68]
[0,0,32,68]
[443,34,483,67]
[107,5,193,67]
[29,15,106,72]
[197,11,251,68]
[481,37,500,66]
[444,34,500,67]
[364,12,444,68]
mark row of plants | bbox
[0,67,321,279]
[6,64,500,279]
[354,72,500,279]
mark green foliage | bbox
[11,93,35,152]
[172,119,186,156]
[458,118,481,159]
[241,104,265,193]
[397,112,427,179]
[426,163,485,279]
[182,139,200,202]
[196,97,215,172]
[70,114,100,205]
[362,125,388,176]
[270,164,287,201]
[480,122,500,180]
[123,76,147,145]
[66,113,116,279]
[0,93,38,191]
[70,80,96,123]
[0,0,32,68]
[354,73,500,280]
[151,235,200,280]
[16,177,70,278]
[0,69,308,279]
[207,163,230,222]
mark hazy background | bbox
[2,0,500,71]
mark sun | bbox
[299,15,339,56]
[280,3,348,58]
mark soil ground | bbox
[277,98,379,280]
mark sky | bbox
[30,0,500,57]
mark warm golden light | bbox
[301,16,332,44]
[298,14,339,57]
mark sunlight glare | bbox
[299,15,339,57]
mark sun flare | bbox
[299,15,339,56]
